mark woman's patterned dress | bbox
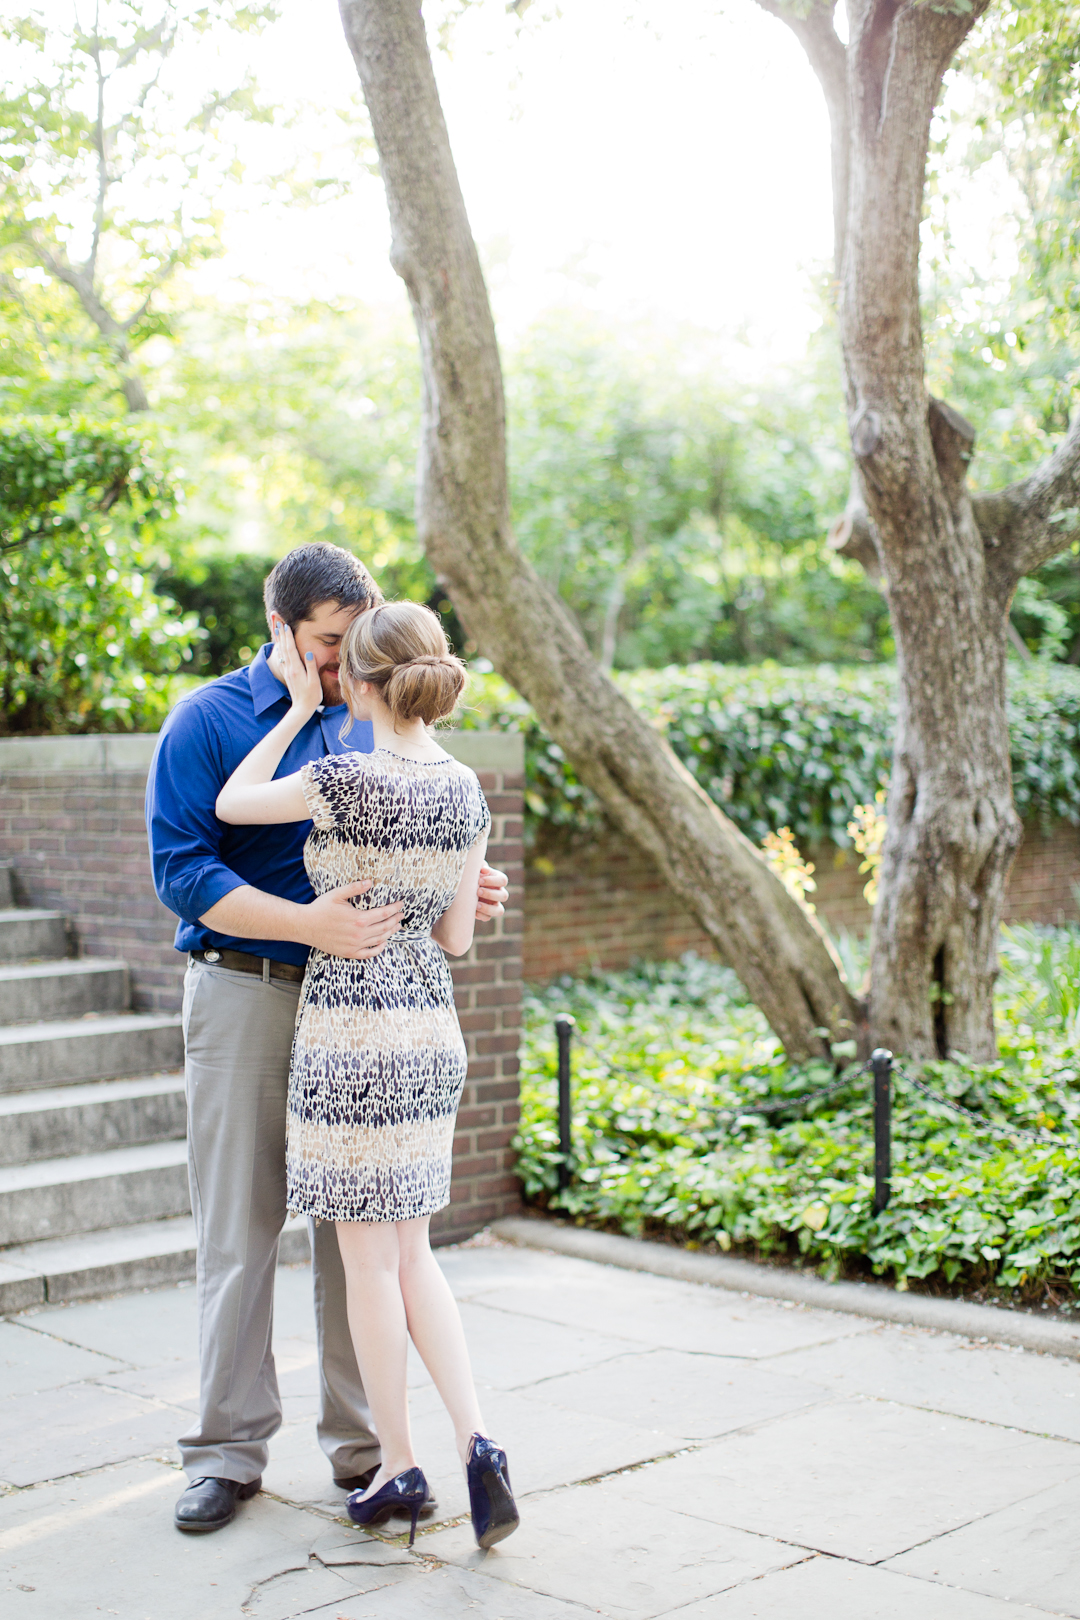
[286,746,490,1224]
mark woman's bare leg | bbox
[396,1217,487,1467]
[335,1219,416,1494]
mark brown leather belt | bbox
[190,947,305,984]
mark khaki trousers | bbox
[179,956,379,1484]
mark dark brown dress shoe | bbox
[174,1475,261,1533]
[333,1466,380,1492]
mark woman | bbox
[215,600,519,1551]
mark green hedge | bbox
[459,661,1080,846]
[0,416,199,734]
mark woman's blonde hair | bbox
[338,601,466,733]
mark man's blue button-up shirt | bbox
[145,643,374,966]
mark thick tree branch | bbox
[753,1,848,274]
[972,411,1080,577]
[119,253,181,332]
[827,472,881,578]
[88,32,109,281]
[31,237,150,411]
[339,0,861,1060]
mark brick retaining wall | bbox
[523,820,1080,982]
[0,732,524,1244]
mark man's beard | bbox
[319,668,343,706]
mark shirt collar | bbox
[249,643,288,716]
[248,642,349,723]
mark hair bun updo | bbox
[386,653,465,727]
[338,602,467,730]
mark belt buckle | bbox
[203,949,221,964]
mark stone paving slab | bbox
[465,1257,876,1359]
[0,1381,188,1487]
[261,1417,368,1517]
[0,1457,399,1620]
[240,1562,382,1620]
[613,1397,1080,1563]
[101,1354,202,1412]
[0,1318,119,1397]
[457,1298,633,1391]
[313,1563,586,1618]
[887,1473,1080,1617]
[416,1380,682,1521]
[777,1322,1080,1441]
[419,1475,806,1620]
[671,1555,1066,1618]
[530,1347,828,1441]
[435,1245,582,1298]
[13,1278,198,1364]
[495,1217,1080,1361]
[3,1240,1080,1618]
[264,1374,682,1527]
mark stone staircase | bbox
[0,867,306,1312]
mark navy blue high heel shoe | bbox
[346,1466,429,1547]
[466,1434,519,1549]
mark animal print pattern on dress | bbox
[286,747,490,1224]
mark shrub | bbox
[0,416,199,734]
[460,661,1080,845]
[516,936,1080,1297]
[155,550,276,677]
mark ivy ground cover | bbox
[517,930,1080,1301]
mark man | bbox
[146,543,508,1534]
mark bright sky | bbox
[211,0,835,361]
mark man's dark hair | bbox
[263,543,381,629]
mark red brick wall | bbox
[524,821,1080,981]
[0,766,192,1012]
[434,751,525,1244]
[0,733,524,1244]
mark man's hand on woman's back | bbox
[199,863,508,960]
[302,884,404,959]
[199,880,403,961]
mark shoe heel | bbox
[466,1434,520,1550]
[407,1500,421,1548]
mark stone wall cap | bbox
[0,728,522,775]
[0,735,160,773]
[438,731,524,771]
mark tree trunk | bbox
[756,0,1080,1062]
[338,0,860,1061]
[840,2,1016,1061]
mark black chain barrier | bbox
[549,1019,1080,1214]
[890,1062,1076,1149]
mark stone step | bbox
[0,957,130,1024]
[0,1011,183,1092]
[0,1072,186,1166]
[0,1213,312,1312]
[0,908,67,963]
[0,1139,191,1247]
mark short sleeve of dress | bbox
[300,752,367,831]
[470,775,492,847]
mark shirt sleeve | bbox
[145,698,247,924]
[300,752,367,831]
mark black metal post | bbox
[871,1047,893,1214]
[555,1014,575,1190]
